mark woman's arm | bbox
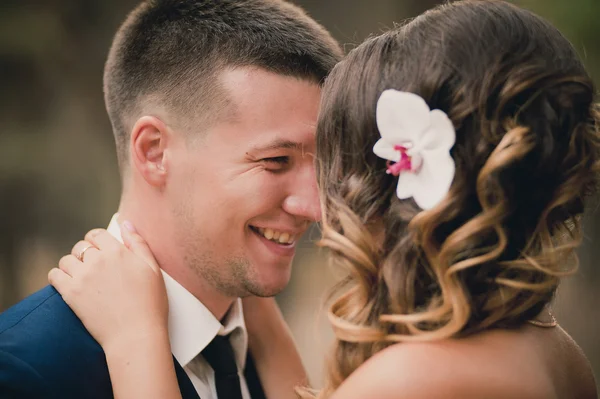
[48,224,182,399]
[103,329,180,399]
[244,296,309,399]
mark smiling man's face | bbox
[166,67,322,297]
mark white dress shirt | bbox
[107,214,251,399]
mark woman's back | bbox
[453,324,596,398]
[331,323,597,398]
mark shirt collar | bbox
[106,214,248,368]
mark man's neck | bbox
[160,262,237,321]
[116,206,236,321]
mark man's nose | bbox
[282,167,322,222]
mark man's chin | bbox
[247,283,286,297]
[244,276,290,298]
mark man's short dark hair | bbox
[104,0,343,170]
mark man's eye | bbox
[262,156,289,165]
[260,156,290,171]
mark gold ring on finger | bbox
[77,245,94,262]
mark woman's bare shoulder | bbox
[329,331,555,399]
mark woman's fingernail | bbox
[88,229,103,237]
[123,220,136,233]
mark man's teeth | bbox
[257,228,295,244]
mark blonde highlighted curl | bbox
[306,1,600,398]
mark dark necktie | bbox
[202,334,244,399]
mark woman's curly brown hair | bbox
[306,1,600,397]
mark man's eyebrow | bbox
[249,139,304,152]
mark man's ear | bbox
[130,116,170,187]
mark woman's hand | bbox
[48,222,168,353]
[49,222,182,399]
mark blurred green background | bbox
[1,0,598,389]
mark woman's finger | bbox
[58,254,83,277]
[71,240,99,263]
[48,267,73,297]
[85,229,124,253]
[120,221,161,274]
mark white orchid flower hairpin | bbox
[373,90,456,210]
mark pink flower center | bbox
[386,145,415,176]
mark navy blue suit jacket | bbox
[0,286,265,399]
